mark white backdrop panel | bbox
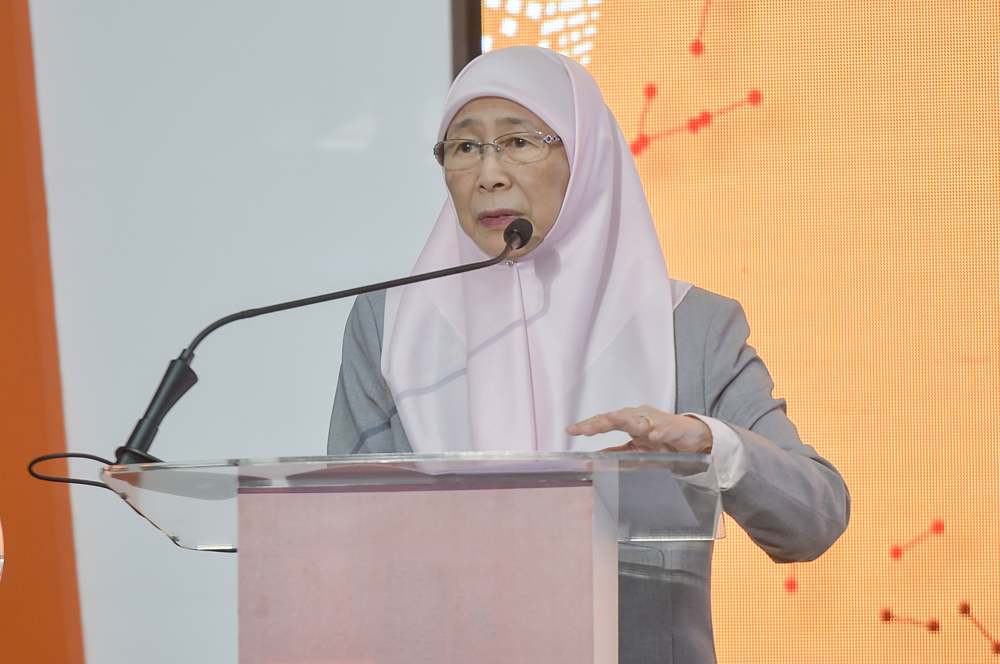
[29,1,451,661]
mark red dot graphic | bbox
[690,39,704,56]
[747,89,762,105]
[644,83,658,100]
[630,133,651,157]
[784,575,798,593]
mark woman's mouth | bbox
[477,209,523,229]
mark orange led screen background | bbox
[484,1,998,662]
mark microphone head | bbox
[503,218,534,250]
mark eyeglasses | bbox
[433,130,563,171]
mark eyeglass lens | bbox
[439,133,553,170]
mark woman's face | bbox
[443,97,570,258]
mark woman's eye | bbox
[511,137,529,148]
[456,142,477,153]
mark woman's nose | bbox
[476,149,512,191]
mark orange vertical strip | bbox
[0,1,85,660]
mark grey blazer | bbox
[329,285,850,664]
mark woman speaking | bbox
[329,46,849,664]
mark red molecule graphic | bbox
[689,0,711,57]
[890,519,945,559]
[958,601,1000,656]
[880,608,941,633]
[623,2,762,157]
[629,84,763,156]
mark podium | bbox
[103,452,722,663]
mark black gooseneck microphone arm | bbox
[113,219,534,465]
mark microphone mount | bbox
[112,218,534,466]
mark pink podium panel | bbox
[238,483,618,664]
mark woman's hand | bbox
[566,405,713,453]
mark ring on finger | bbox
[637,412,653,431]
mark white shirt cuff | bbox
[683,413,747,491]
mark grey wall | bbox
[28,1,451,660]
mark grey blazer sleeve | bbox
[327,292,411,455]
[704,297,850,563]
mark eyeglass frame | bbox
[433,130,563,170]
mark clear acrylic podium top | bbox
[102,451,722,552]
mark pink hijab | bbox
[382,46,690,453]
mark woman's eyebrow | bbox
[452,117,480,130]
[498,116,527,125]
[452,116,530,131]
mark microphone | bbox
[113,218,534,465]
[503,217,533,250]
